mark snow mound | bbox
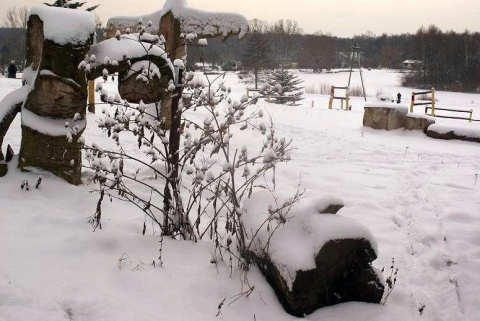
[428,122,480,139]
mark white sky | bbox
[1,0,480,37]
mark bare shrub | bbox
[416,93,432,101]
[375,88,386,98]
[75,24,302,268]
[304,82,331,95]
[349,85,365,97]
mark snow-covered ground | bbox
[1,69,480,321]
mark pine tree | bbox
[44,0,99,11]
[267,66,304,105]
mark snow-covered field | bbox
[1,69,480,321]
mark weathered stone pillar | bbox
[18,7,95,185]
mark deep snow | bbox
[1,69,480,321]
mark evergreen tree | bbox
[267,66,304,105]
[44,0,99,11]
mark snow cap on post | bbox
[173,59,185,68]
[29,6,96,45]
[174,59,185,86]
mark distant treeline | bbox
[350,25,480,92]
[188,21,480,92]
[2,21,479,92]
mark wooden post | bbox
[160,11,186,129]
[161,11,186,61]
[430,87,435,116]
[88,80,95,113]
[346,86,350,111]
[410,92,415,113]
[469,110,473,122]
[328,85,334,109]
[163,85,184,235]
[311,100,314,108]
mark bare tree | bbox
[2,6,28,65]
[297,34,337,72]
[267,19,302,68]
[380,45,402,69]
[242,28,272,89]
[249,18,269,34]
[3,6,28,29]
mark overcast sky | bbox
[1,0,480,37]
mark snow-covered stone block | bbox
[363,102,408,130]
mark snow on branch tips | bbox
[106,0,249,40]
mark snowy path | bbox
[393,157,464,320]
